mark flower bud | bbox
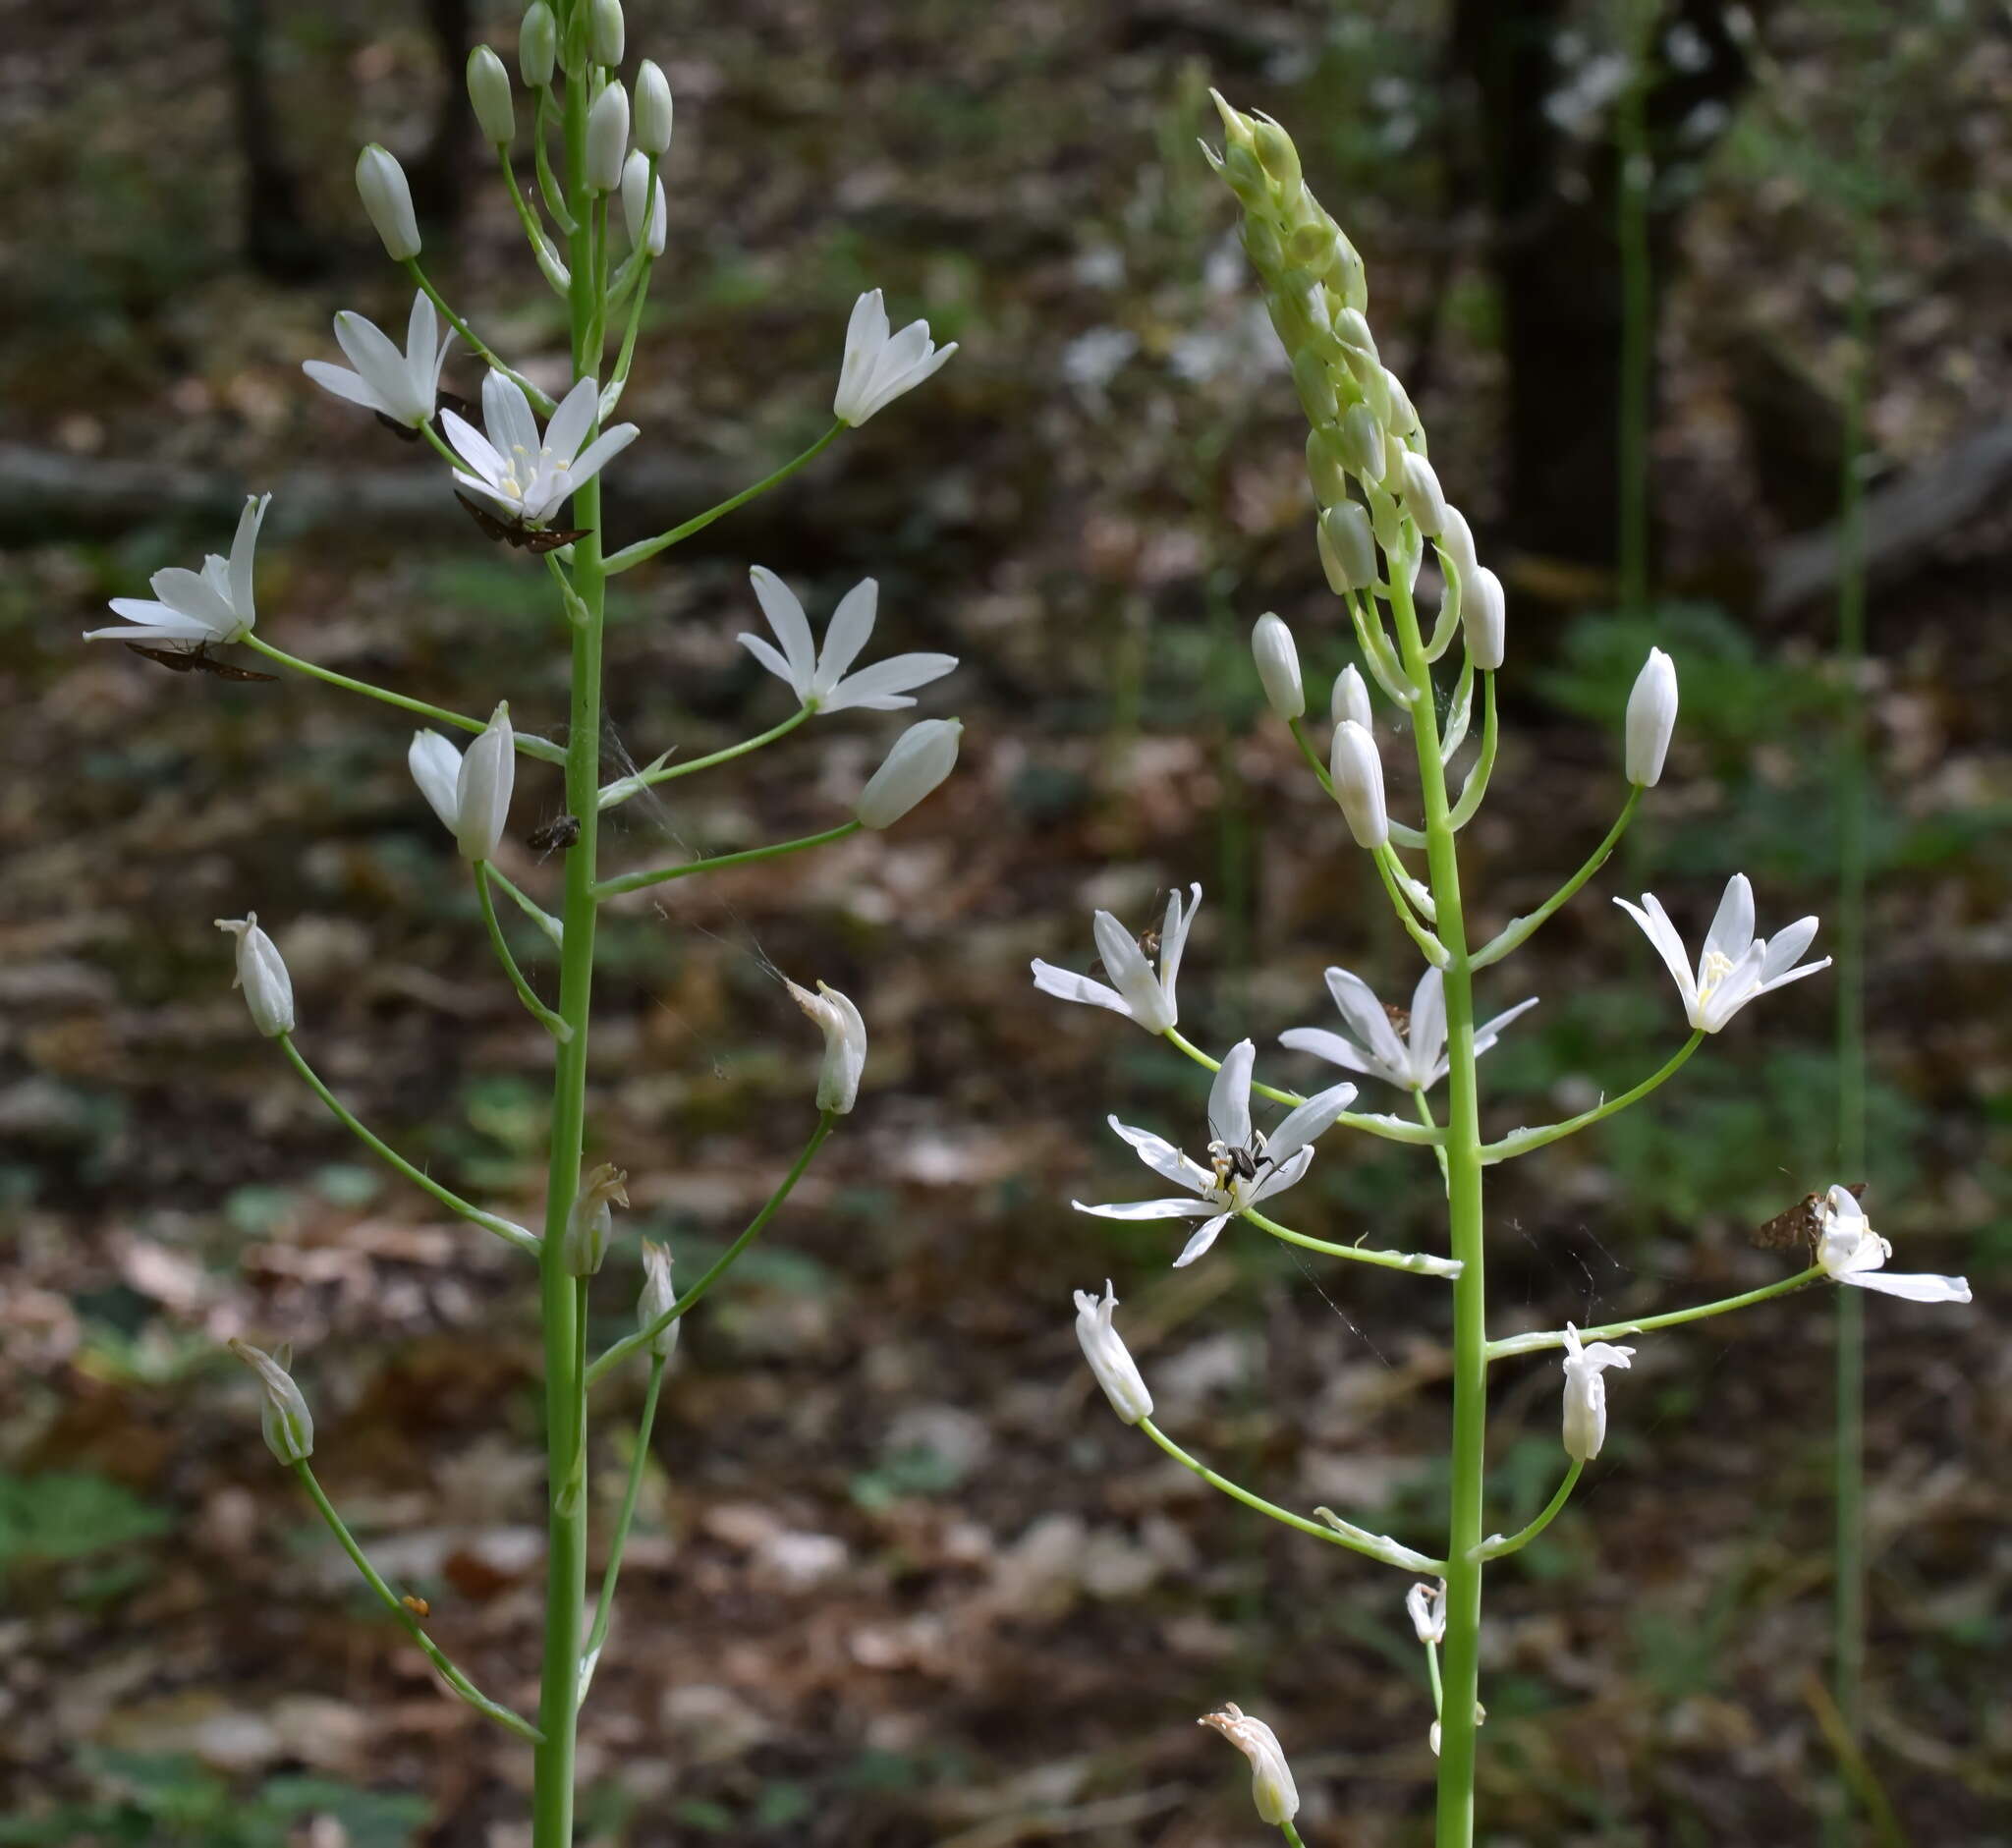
[1074,1280,1152,1425]
[1220,142,1271,210]
[1286,215,1339,275]
[1463,565,1505,671]
[638,1240,681,1361]
[1333,306,1378,364]
[857,717,960,828]
[1250,613,1304,720]
[621,151,665,256]
[634,59,674,155]
[456,702,516,861]
[1199,1704,1299,1826]
[1561,1322,1634,1462]
[563,1163,628,1277]
[519,2,557,85]
[215,914,295,1037]
[1330,662,1371,732]
[1436,505,1478,583]
[1251,117,1302,192]
[1383,366,1420,435]
[1305,426,1349,506]
[1625,646,1678,787]
[1398,450,1448,536]
[1317,502,1377,594]
[1238,212,1285,275]
[1330,235,1368,313]
[590,0,624,66]
[355,144,420,261]
[467,45,515,146]
[1290,349,1338,424]
[1208,87,1257,149]
[585,81,630,193]
[1329,719,1389,848]
[787,980,866,1115]
[230,1338,313,1465]
[1336,401,1385,482]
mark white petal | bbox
[1840,1270,1972,1304]
[749,567,817,691]
[332,310,412,407]
[408,729,464,831]
[1074,1198,1217,1221]
[1172,1214,1233,1268]
[1208,1039,1255,1149]
[1407,965,1447,1085]
[563,421,639,490]
[812,578,878,698]
[148,565,238,634]
[1759,917,1819,981]
[226,493,268,626]
[543,376,601,465]
[442,408,507,483]
[1278,1027,1384,1082]
[84,606,221,642]
[1473,995,1540,1054]
[1323,966,1411,1075]
[819,652,959,713]
[1246,1145,1313,1204]
[302,360,389,414]
[1267,1081,1360,1163]
[1091,910,1167,1031]
[737,631,805,694]
[1703,872,1756,970]
[1030,960,1134,1019]
[1615,895,1698,1012]
[482,368,542,469]
[1157,883,1202,1001]
[1106,1115,1213,1194]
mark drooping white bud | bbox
[637,1240,681,1361]
[1398,450,1448,536]
[1073,1280,1152,1425]
[455,703,517,862]
[1336,401,1385,482]
[1406,1578,1447,1645]
[563,1163,628,1277]
[230,1338,313,1464]
[621,152,666,256]
[355,144,420,261]
[1436,506,1478,583]
[1317,502,1377,594]
[1329,719,1389,848]
[467,46,515,146]
[856,717,961,828]
[519,2,557,86]
[1199,1704,1300,1826]
[214,914,295,1037]
[1463,565,1505,671]
[1330,662,1371,732]
[590,0,625,66]
[787,980,867,1115]
[585,81,630,193]
[1625,646,1678,787]
[634,59,674,155]
[1561,1322,1635,1462]
[1251,613,1305,719]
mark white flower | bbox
[1406,1578,1446,1645]
[229,1338,313,1465]
[1073,1280,1152,1425]
[85,494,270,645]
[621,151,666,256]
[408,703,516,861]
[1626,646,1678,787]
[638,1240,681,1360]
[214,913,295,1037]
[356,144,420,259]
[1074,1039,1357,1268]
[737,568,957,714]
[787,980,867,1114]
[1281,965,1537,1092]
[832,288,957,425]
[303,293,454,429]
[1816,1185,1971,1304]
[1561,1322,1634,1462]
[443,371,639,529]
[1032,883,1202,1035]
[1251,612,1305,718]
[1198,1704,1299,1826]
[855,718,961,827]
[1329,718,1389,848]
[1615,872,1830,1034]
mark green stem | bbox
[1241,1207,1462,1280]
[1445,675,1497,830]
[532,86,578,236]
[1377,842,1437,922]
[1286,715,1334,797]
[593,820,860,901]
[590,1113,834,1386]
[499,150,573,294]
[1161,1029,1444,1148]
[601,256,654,414]
[1480,1032,1702,1162]
[476,862,574,1040]
[1281,1823,1308,1848]
[1469,788,1641,969]
[488,866,565,949]
[579,1354,665,1692]
[1374,846,1448,967]
[1485,1267,1826,1361]
[275,1035,536,1254]
[240,635,565,763]
[1138,1417,1441,1573]
[597,706,811,810]
[1475,1461,1583,1561]
[404,258,555,413]
[293,1462,541,1743]
[602,423,845,576]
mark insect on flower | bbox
[455,490,588,554]
[401,1594,431,1618]
[1752,1181,1866,1257]
[1089,888,1166,981]
[123,641,277,682]
[1206,1116,1274,1192]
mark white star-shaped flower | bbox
[1032,884,1202,1036]
[1074,1039,1357,1268]
[832,289,957,425]
[1816,1184,1970,1303]
[85,494,271,645]
[1615,872,1830,1033]
[303,292,454,429]
[443,370,639,528]
[1280,964,1537,1092]
[737,567,957,713]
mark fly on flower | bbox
[122,641,278,682]
[1089,888,1166,982]
[1752,1181,1866,1256]
[456,491,588,554]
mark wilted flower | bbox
[1032,883,1201,1036]
[787,980,866,1114]
[1560,1323,1634,1462]
[638,1240,681,1360]
[1075,1039,1357,1268]
[1282,965,1536,1092]
[443,372,639,529]
[1330,718,1389,848]
[409,704,516,861]
[1073,1279,1152,1425]
[1251,612,1305,719]
[738,568,956,714]
[1198,1704,1299,1826]
[303,294,454,429]
[833,289,957,424]
[1626,646,1679,787]
[855,718,960,827]
[230,1338,313,1464]
[1616,872,1829,1033]
[356,144,420,260]
[1816,1185,1971,1303]
[86,494,270,646]
[563,1162,628,1277]
[1406,1578,1447,1646]
[214,913,296,1037]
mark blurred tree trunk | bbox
[227,0,326,281]
[408,0,474,232]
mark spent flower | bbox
[1073,1280,1152,1425]
[230,1338,313,1465]
[638,1241,681,1360]
[1407,1578,1447,1646]
[787,980,867,1114]
[563,1162,628,1277]
[1198,1704,1300,1826]
[1560,1323,1634,1462]
[215,913,295,1037]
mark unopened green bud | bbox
[1356,361,1393,427]
[1240,213,1285,275]
[1292,349,1339,424]
[1209,87,1257,149]
[1331,235,1368,313]
[230,1338,313,1465]
[1333,307,1378,364]
[590,0,624,66]
[1288,217,1339,274]
[1252,117,1302,191]
[1221,142,1270,209]
[519,2,557,86]
[1382,367,1420,436]
[1337,402,1385,482]
[1318,503,1377,594]
[1306,427,1349,505]
[467,45,515,146]
[563,1162,629,1277]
